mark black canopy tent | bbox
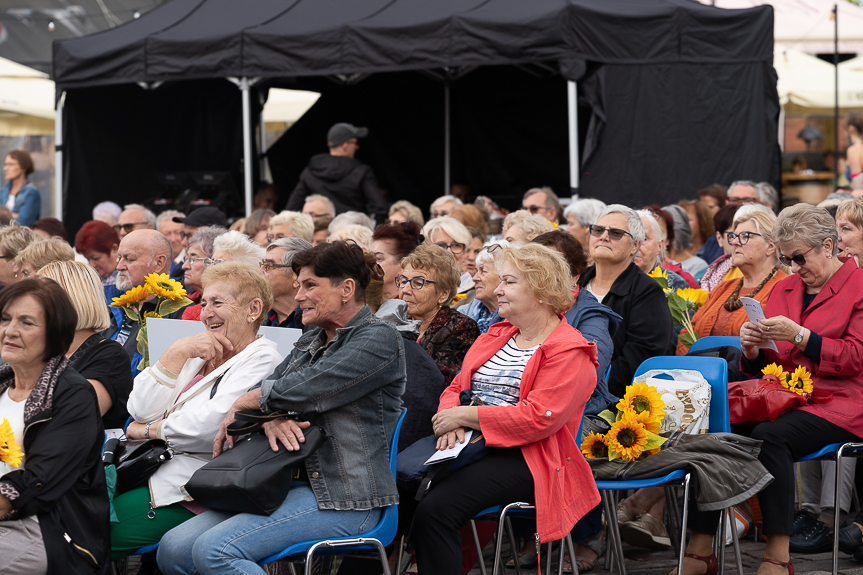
[52,0,777,234]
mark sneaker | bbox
[619,512,672,550]
[839,523,863,555]
[617,499,635,526]
[792,509,817,536]
[789,519,833,554]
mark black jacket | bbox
[398,331,446,453]
[0,366,110,574]
[286,154,388,217]
[580,262,673,398]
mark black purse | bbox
[184,410,328,516]
[103,438,173,493]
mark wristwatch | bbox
[793,326,806,345]
[144,421,153,440]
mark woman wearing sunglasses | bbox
[399,244,480,385]
[677,203,863,575]
[578,205,673,399]
[675,210,787,355]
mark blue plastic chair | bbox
[257,408,407,574]
[687,335,741,353]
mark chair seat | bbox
[596,468,687,491]
[131,543,159,555]
[795,442,844,463]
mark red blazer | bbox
[438,317,600,542]
[760,259,863,437]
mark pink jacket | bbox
[438,318,600,542]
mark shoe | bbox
[839,523,863,555]
[619,512,672,550]
[682,552,719,575]
[789,519,833,553]
[853,544,863,563]
[617,499,635,526]
[563,531,605,574]
[792,509,817,536]
[761,557,793,574]
[504,550,538,569]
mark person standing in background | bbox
[0,150,40,227]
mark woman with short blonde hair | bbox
[0,224,37,286]
[14,237,75,280]
[834,198,863,264]
[328,224,373,251]
[269,210,314,242]
[423,216,476,302]
[502,210,554,246]
[497,244,573,314]
[388,200,424,226]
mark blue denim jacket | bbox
[0,181,41,227]
[258,306,406,510]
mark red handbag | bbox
[728,378,833,426]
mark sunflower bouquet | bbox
[0,418,23,468]
[761,363,814,396]
[648,266,708,348]
[581,382,668,462]
[111,273,192,371]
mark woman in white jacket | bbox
[110,261,284,560]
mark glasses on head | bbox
[589,224,634,241]
[182,256,209,266]
[370,263,385,281]
[260,260,291,272]
[431,211,449,219]
[523,205,550,214]
[435,242,466,254]
[778,246,816,267]
[203,258,224,269]
[725,231,763,246]
[483,244,504,254]
[395,275,437,290]
[113,222,148,233]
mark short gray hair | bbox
[597,204,645,246]
[729,180,758,194]
[476,239,513,268]
[636,209,666,262]
[662,204,692,251]
[328,224,373,251]
[430,195,463,211]
[187,225,227,258]
[123,203,157,227]
[156,209,184,230]
[772,203,839,256]
[271,210,315,241]
[92,201,122,222]
[755,182,779,212]
[213,230,266,265]
[563,198,607,227]
[328,211,374,233]
[304,194,336,217]
[267,237,313,267]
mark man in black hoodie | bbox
[286,123,388,220]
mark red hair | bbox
[75,220,119,255]
[372,221,423,259]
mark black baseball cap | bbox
[327,123,368,147]
[172,207,228,228]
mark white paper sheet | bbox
[424,430,474,465]
[739,297,779,352]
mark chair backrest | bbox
[687,336,741,353]
[390,408,407,477]
[633,356,730,433]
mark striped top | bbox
[470,336,539,406]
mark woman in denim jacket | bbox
[157,241,406,575]
[1,150,41,227]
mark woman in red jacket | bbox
[412,244,600,574]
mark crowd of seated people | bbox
[4,180,863,575]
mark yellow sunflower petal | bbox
[788,365,814,395]
[580,432,609,459]
[616,382,665,423]
[648,266,667,279]
[761,363,787,384]
[110,284,151,308]
[145,273,187,301]
[629,409,662,434]
[0,418,23,468]
[606,419,649,461]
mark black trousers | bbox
[689,410,861,535]
[412,447,535,575]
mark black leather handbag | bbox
[184,411,328,516]
[105,438,173,493]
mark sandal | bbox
[505,550,538,569]
[680,552,718,575]
[761,557,794,575]
[563,531,605,573]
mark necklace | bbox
[723,267,778,311]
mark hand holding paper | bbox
[740,297,779,352]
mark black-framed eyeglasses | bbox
[203,258,224,269]
[266,234,285,244]
[589,225,634,241]
[113,222,148,233]
[435,242,466,254]
[260,260,291,272]
[395,275,437,290]
[431,211,449,219]
[523,205,550,214]
[778,246,816,267]
[726,231,763,246]
[182,256,209,266]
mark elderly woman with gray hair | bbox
[664,204,709,277]
[578,204,673,398]
[676,203,863,575]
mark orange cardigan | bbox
[676,270,787,356]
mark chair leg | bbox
[470,520,489,575]
[718,509,726,575]
[603,492,614,573]
[665,485,682,555]
[492,503,521,575]
[546,540,553,575]
[564,533,579,575]
[833,449,845,575]
[675,474,692,575]
[505,517,523,575]
[371,538,393,575]
[728,506,744,575]
[602,491,627,575]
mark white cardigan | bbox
[127,336,283,508]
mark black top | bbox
[69,335,133,429]
[580,262,674,398]
[285,154,388,217]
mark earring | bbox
[342,299,347,305]
[539,299,543,304]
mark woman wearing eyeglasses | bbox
[399,244,480,385]
[423,216,477,307]
[676,203,863,575]
[578,205,673,399]
[675,210,786,355]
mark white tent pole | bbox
[54,90,66,221]
[567,81,579,195]
[444,82,451,195]
[238,78,253,217]
[258,89,267,177]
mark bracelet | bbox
[144,421,153,440]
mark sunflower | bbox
[606,419,649,461]
[616,382,665,422]
[0,418,23,468]
[111,284,151,308]
[761,363,787,385]
[581,432,609,458]
[629,409,662,434]
[787,365,814,395]
[676,288,708,307]
[145,273,187,301]
[648,266,667,280]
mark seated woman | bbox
[677,203,863,575]
[371,221,423,302]
[664,204,708,277]
[110,262,283,559]
[459,240,511,333]
[699,204,742,291]
[411,244,600,575]
[156,241,406,574]
[0,225,37,288]
[635,209,689,293]
[579,205,673,399]
[399,244,480,385]
[180,225,227,305]
[676,210,787,355]
[38,261,134,430]
[502,209,555,246]
[75,220,121,296]
[0,279,109,573]
[423,216,476,305]
[13,237,75,280]
[836,197,863,265]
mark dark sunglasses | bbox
[523,205,550,214]
[589,225,633,241]
[113,222,149,233]
[778,246,815,267]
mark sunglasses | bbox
[113,222,149,233]
[778,246,815,267]
[725,231,763,246]
[431,211,449,219]
[395,275,437,290]
[589,224,634,241]
[523,205,550,214]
